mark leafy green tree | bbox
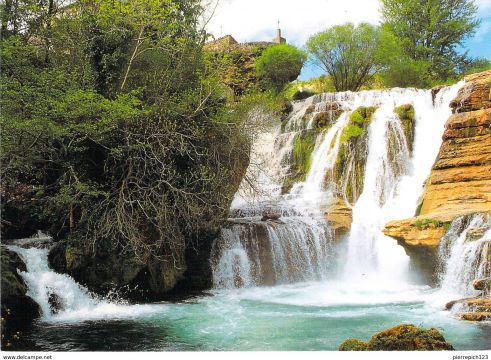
[375,26,431,88]
[306,23,381,91]
[255,44,306,92]
[0,0,250,271]
[381,0,480,81]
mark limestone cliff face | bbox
[383,70,491,283]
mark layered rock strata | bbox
[383,70,491,283]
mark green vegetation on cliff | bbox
[394,104,416,152]
[282,131,317,193]
[255,44,307,92]
[333,106,377,204]
[340,106,377,143]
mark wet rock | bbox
[431,85,446,104]
[48,293,63,314]
[466,228,488,242]
[461,312,491,321]
[280,100,293,121]
[323,198,352,240]
[339,339,368,351]
[293,88,315,101]
[261,211,281,222]
[445,296,491,321]
[340,324,454,351]
[1,247,40,347]
[473,278,491,292]
[311,109,342,130]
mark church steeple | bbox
[273,20,286,44]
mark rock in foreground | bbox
[1,247,40,349]
[446,296,491,322]
[339,324,454,351]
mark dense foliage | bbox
[305,0,484,89]
[0,0,250,266]
[381,0,480,81]
[255,44,307,92]
[306,23,381,91]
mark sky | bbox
[205,0,491,80]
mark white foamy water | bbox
[214,83,464,290]
[8,245,160,323]
[342,84,463,282]
[438,214,491,298]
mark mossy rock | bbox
[394,104,416,152]
[282,130,317,193]
[340,324,454,351]
[413,218,449,231]
[340,106,377,143]
[1,247,40,348]
[339,339,368,351]
[331,106,375,204]
[368,324,454,351]
[312,110,342,130]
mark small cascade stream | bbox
[7,245,158,323]
[438,214,491,298]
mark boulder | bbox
[473,278,491,292]
[445,296,491,321]
[293,88,315,101]
[324,198,353,240]
[338,339,368,351]
[1,247,40,349]
[261,211,281,222]
[48,293,64,314]
[340,324,454,351]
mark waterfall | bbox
[211,218,333,288]
[438,214,491,297]
[342,84,463,282]
[7,245,157,323]
[212,83,464,289]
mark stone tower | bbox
[272,21,286,44]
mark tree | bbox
[306,23,381,91]
[375,25,431,88]
[255,44,306,92]
[0,0,250,269]
[381,0,480,81]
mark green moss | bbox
[339,339,368,351]
[413,218,448,230]
[394,104,416,152]
[282,131,317,192]
[340,123,364,143]
[340,106,377,143]
[339,324,454,351]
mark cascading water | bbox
[342,85,463,282]
[7,245,157,323]
[438,214,491,298]
[7,82,491,352]
[212,83,464,289]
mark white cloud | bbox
[476,0,491,10]
[205,0,380,46]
